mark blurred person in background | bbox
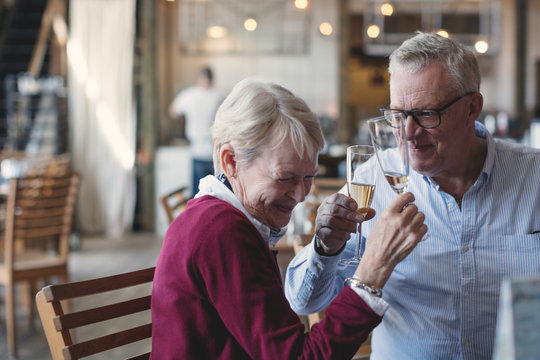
[169,66,223,196]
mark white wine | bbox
[384,171,409,194]
[349,182,375,216]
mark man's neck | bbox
[432,137,488,203]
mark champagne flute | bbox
[368,114,429,241]
[339,145,376,267]
[367,114,409,194]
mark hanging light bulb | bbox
[380,3,393,16]
[436,29,449,38]
[294,0,309,10]
[367,25,380,39]
[319,22,333,36]
[244,18,257,31]
[206,26,227,39]
[475,40,489,54]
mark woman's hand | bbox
[314,193,375,255]
[354,192,427,289]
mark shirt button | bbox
[463,339,469,346]
[462,245,469,253]
[464,291,470,298]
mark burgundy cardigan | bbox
[150,195,381,359]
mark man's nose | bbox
[405,115,422,139]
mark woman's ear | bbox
[220,144,237,178]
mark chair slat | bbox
[62,324,152,359]
[37,266,155,360]
[15,225,64,238]
[42,267,155,302]
[53,295,151,331]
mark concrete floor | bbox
[0,232,163,360]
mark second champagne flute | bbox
[369,114,430,241]
[367,114,409,194]
[339,145,376,267]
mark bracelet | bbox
[344,277,383,298]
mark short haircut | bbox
[389,31,480,94]
[199,66,213,83]
[212,78,325,174]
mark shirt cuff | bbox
[350,286,389,317]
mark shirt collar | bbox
[195,175,287,246]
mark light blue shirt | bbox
[285,123,540,360]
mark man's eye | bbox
[277,178,292,183]
[416,110,438,118]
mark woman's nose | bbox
[291,182,307,202]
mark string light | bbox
[475,40,489,54]
[294,0,309,10]
[380,3,393,16]
[206,26,227,39]
[367,25,380,39]
[436,30,449,38]
[319,22,333,36]
[244,18,257,31]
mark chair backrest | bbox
[2,171,79,270]
[36,266,155,360]
[160,186,190,224]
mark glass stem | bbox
[355,223,362,261]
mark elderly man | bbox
[285,32,540,360]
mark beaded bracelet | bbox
[344,277,383,298]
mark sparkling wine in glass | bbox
[367,114,409,194]
[339,145,376,267]
[369,114,429,241]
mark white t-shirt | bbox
[170,85,222,159]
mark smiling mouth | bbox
[409,143,432,151]
[276,204,296,213]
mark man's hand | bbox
[314,193,375,255]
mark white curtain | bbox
[67,0,136,239]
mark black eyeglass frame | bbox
[379,91,477,129]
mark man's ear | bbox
[468,92,484,126]
[220,143,237,178]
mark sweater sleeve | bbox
[196,203,382,359]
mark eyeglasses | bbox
[379,91,476,129]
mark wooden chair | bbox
[292,234,371,359]
[36,266,155,360]
[0,171,79,359]
[160,186,190,224]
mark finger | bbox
[387,192,415,213]
[363,208,376,221]
[324,192,358,211]
[316,213,358,235]
[317,201,363,224]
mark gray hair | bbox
[212,78,325,173]
[389,31,480,94]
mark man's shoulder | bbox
[494,138,540,159]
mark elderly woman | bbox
[150,78,427,359]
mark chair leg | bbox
[27,280,37,331]
[6,281,18,359]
